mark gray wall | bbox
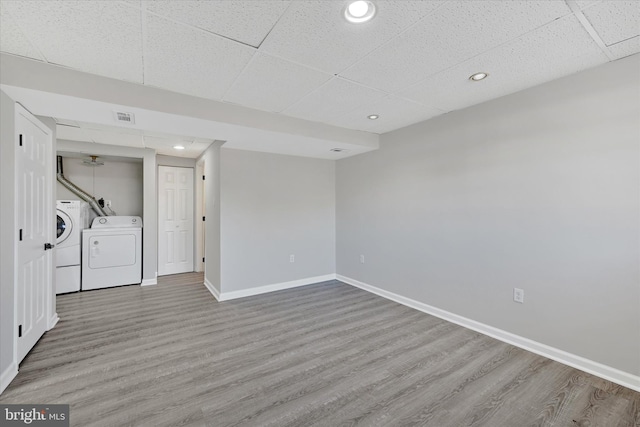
[57,156,143,219]
[336,54,640,376]
[220,148,336,292]
[0,91,17,382]
[199,142,223,293]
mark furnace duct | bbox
[56,155,110,217]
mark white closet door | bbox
[158,166,194,276]
[16,104,53,363]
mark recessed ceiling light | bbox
[173,145,185,150]
[367,114,379,120]
[330,148,350,152]
[344,1,376,23]
[469,72,488,81]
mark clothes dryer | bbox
[82,216,142,290]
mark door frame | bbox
[157,165,195,276]
[13,104,57,368]
[195,160,205,273]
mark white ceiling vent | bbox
[113,111,135,124]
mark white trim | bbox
[337,274,640,392]
[204,277,221,301]
[0,362,18,395]
[140,277,157,286]
[218,274,337,301]
[194,160,205,274]
[47,313,59,331]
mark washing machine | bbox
[82,216,143,290]
[56,200,90,294]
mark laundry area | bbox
[55,153,144,293]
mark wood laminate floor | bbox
[1,273,638,426]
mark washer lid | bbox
[90,216,143,228]
[57,209,73,244]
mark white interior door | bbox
[16,105,53,363]
[158,166,194,276]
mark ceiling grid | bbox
[0,0,638,157]
[565,0,615,60]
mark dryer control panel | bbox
[90,216,143,228]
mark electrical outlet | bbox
[513,288,524,304]
[290,254,295,263]
[360,254,365,264]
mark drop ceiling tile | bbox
[575,1,602,10]
[0,3,44,60]
[81,122,144,136]
[145,1,290,48]
[608,36,640,60]
[328,95,444,134]
[582,1,640,46]
[87,129,145,147]
[153,147,197,157]
[259,0,446,74]
[154,140,211,158]
[56,125,92,143]
[341,0,572,93]
[3,1,143,83]
[143,135,201,157]
[142,130,191,142]
[397,15,608,112]
[144,13,256,100]
[143,135,184,148]
[223,52,332,113]
[283,77,387,124]
[54,119,81,128]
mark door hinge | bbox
[202,175,205,180]
[19,229,23,241]
[19,134,23,147]
[202,257,205,262]
[18,325,22,338]
[202,216,205,221]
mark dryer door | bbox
[88,233,137,268]
[56,209,73,245]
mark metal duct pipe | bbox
[56,155,109,217]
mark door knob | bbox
[44,243,55,250]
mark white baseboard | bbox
[140,277,157,286]
[47,313,59,330]
[337,274,640,392]
[218,274,337,301]
[0,362,18,395]
[204,277,221,301]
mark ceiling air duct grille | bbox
[113,111,135,124]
